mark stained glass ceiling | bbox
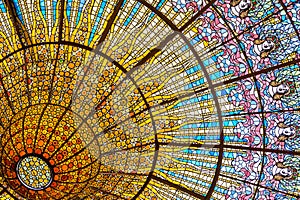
[0,0,299,199]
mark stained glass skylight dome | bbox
[0,0,299,199]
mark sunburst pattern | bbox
[0,0,299,199]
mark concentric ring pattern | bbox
[0,0,299,199]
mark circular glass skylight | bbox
[16,155,53,190]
